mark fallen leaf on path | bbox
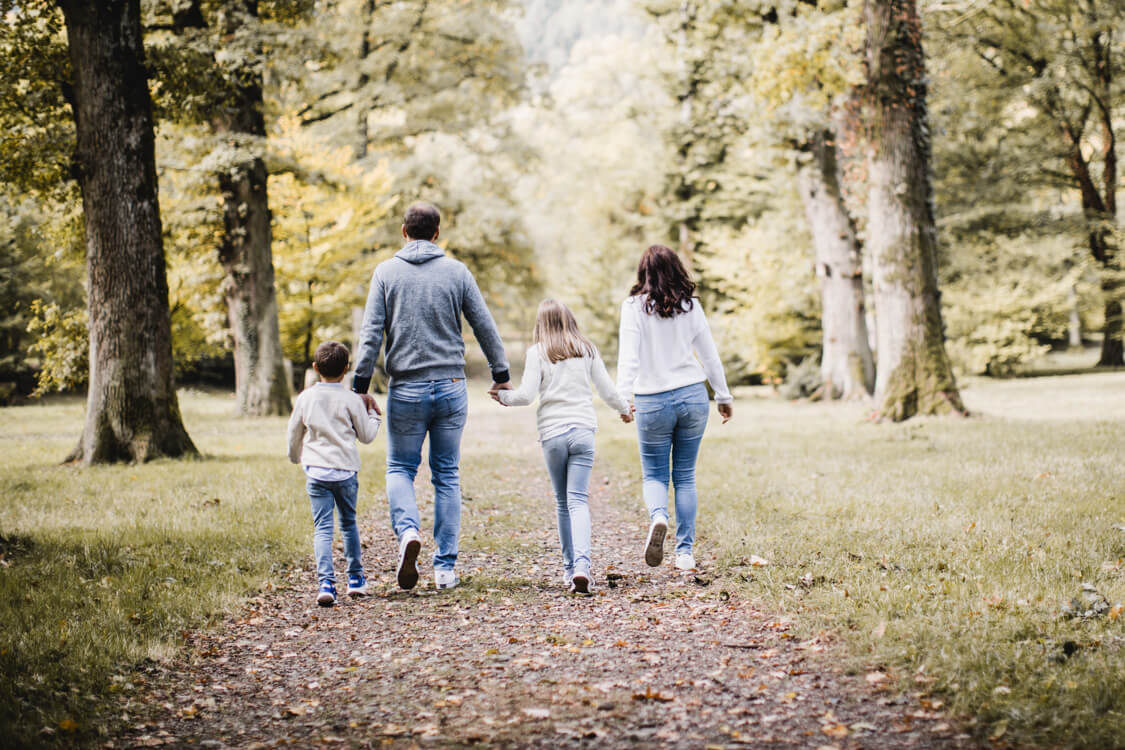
[522,708,550,719]
[822,723,849,738]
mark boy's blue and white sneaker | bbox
[316,581,337,607]
[434,569,460,590]
[346,574,369,598]
[644,515,668,567]
[396,529,422,590]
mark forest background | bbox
[1,0,1123,414]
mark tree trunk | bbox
[863,0,964,420]
[797,128,875,400]
[57,0,197,463]
[214,0,291,416]
[1099,286,1123,365]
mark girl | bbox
[494,299,633,593]
[616,245,733,572]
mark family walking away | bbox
[288,202,733,603]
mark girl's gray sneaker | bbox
[645,516,668,567]
[570,568,591,595]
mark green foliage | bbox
[25,300,87,396]
[0,193,84,382]
[696,191,822,381]
[0,3,73,196]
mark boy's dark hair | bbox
[403,202,440,240]
[314,341,350,378]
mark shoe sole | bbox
[397,538,421,590]
[571,574,590,594]
[435,580,459,590]
[645,521,667,567]
[317,594,335,607]
[347,587,369,598]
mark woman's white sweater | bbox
[616,295,733,404]
[499,345,631,441]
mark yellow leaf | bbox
[822,723,849,738]
[58,719,78,732]
[1109,604,1122,621]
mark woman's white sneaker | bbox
[396,529,422,590]
[674,553,696,571]
[644,516,668,567]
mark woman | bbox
[616,245,733,571]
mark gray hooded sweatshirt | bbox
[351,240,509,392]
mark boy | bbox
[288,341,382,606]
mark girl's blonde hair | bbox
[533,299,595,363]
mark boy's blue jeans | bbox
[306,475,363,585]
[385,379,468,571]
[634,382,710,555]
[541,427,596,575]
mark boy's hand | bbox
[360,393,381,415]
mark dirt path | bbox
[115,404,976,749]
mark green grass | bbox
[598,371,1125,749]
[0,390,383,748]
[4,374,1125,749]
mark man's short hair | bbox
[314,341,350,378]
[403,202,440,240]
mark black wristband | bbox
[351,375,372,394]
[491,369,510,384]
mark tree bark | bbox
[214,0,291,416]
[797,128,875,400]
[57,0,197,463]
[863,0,964,421]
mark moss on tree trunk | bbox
[58,0,197,464]
[864,0,964,421]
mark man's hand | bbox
[717,402,732,424]
[360,393,382,416]
[489,381,512,394]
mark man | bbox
[352,202,511,590]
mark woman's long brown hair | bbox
[629,245,696,318]
[533,299,596,363]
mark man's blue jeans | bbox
[306,475,363,584]
[541,428,596,575]
[634,382,710,555]
[385,379,468,571]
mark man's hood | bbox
[395,240,445,264]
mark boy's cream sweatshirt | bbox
[499,344,631,442]
[287,382,381,472]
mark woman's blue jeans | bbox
[306,475,363,584]
[385,379,468,571]
[541,428,596,574]
[634,382,710,555]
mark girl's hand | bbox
[490,391,505,405]
[717,402,732,424]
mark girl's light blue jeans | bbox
[306,475,363,584]
[634,382,710,555]
[541,427,596,575]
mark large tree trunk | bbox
[58,0,197,463]
[797,127,875,400]
[215,0,291,416]
[863,0,964,421]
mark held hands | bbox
[717,402,733,424]
[359,393,382,416]
[489,381,511,405]
[620,402,635,423]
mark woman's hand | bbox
[620,411,634,423]
[717,402,732,424]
